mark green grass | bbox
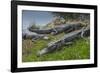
[22,33,90,62]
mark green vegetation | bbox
[22,33,90,62]
[52,12,90,22]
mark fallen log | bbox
[37,26,90,56]
[28,23,84,35]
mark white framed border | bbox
[17,5,94,68]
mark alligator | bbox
[37,26,90,56]
[28,23,84,35]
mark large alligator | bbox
[37,26,90,56]
[28,23,84,35]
